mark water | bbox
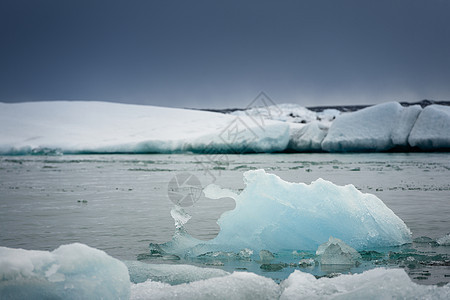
[1,153,449,285]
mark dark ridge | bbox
[191,107,246,114]
[306,105,369,113]
[192,100,450,114]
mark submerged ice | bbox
[159,169,411,257]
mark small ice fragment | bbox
[298,258,315,267]
[437,233,450,246]
[260,263,285,271]
[170,206,191,230]
[238,248,253,259]
[259,250,275,262]
[316,237,361,265]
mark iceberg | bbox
[408,105,450,150]
[0,243,130,299]
[1,100,449,154]
[159,170,411,256]
[321,102,422,152]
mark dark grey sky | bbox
[1,0,449,108]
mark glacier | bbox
[158,169,411,256]
[0,100,449,154]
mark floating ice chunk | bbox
[408,105,450,150]
[298,258,315,267]
[0,243,130,299]
[160,169,411,256]
[280,268,450,299]
[210,170,411,251]
[288,122,328,152]
[316,237,361,265]
[259,250,275,262]
[171,205,192,230]
[437,233,450,246]
[125,261,228,285]
[322,102,420,152]
[131,272,281,300]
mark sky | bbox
[1,0,449,109]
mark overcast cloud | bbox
[1,0,449,108]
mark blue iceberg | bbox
[159,169,412,256]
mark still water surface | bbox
[1,153,449,283]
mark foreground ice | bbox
[280,268,450,299]
[131,272,281,300]
[130,268,449,300]
[1,243,449,299]
[0,243,130,299]
[159,169,411,256]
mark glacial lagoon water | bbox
[0,153,449,286]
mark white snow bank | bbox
[125,260,229,284]
[322,102,422,152]
[280,268,450,299]
[0,101,289,154]
[408,105,450,150]
[161,170,411,255]
[131,271,281,300]
[0,243,130,299]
